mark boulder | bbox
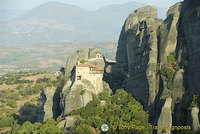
[57,116,78,128]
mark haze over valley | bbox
[0,1,168,74]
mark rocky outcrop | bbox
[159,3,182,66]
[115,6,162,113]
[157,97,172,134]
[113,1,200,132]
[116,6,158,66]
[179,0,200,96]
[40,88,55,122]
[61,79,94,115]
[61,48,109,116]
[57,116,78,128]
[172,69,184,102]
[189,107,200,132]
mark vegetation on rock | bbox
[0,71,65,132]
[69,89,152,134]
[159,52,180,91]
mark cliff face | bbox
[180,0,200,96]
[115,6,163,119]
[114,0,200,133]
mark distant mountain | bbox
[0,2,167,46]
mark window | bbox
[77,75,82,80]
[96,54,101,58]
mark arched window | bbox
[96,53,101,58]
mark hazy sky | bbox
[0,0,183,10]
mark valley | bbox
[0,41,117,75]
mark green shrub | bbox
[30,97,37,102]
[6,100,18,108]
[74,124,92,134]
[18,89,28,96]
[8,118,63,134]
[80,59,86,64]
[24,101,34,106]
[0,104,5,108]
[79,90,86,95]
[0,80,3,85]
[160,66,174,91]
[167,52,176,63]
[156,28,160,37]
[190,95,200,108]
[15,84,24,90]
[171,102,175,114]
[0,116,15,128]
[167,52,180,70]
[70,89,152,134]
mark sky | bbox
[0,0,183,10]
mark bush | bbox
[8,119,63,134]
[160,66,174,91]
[0,80,3,85]
[6,100,18,108]
[167,52,180,70]
[0,116,15,128]
[156,28,160,37]
[80,59,87,64]
[0,104,5,108]
[30,98,37,102]
[70,89,152,134]
[18,89,28,96]
[15,84,24,90]
[24,101,34,106]
[74,124,92,134]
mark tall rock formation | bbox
[115,5,162,116]
[179,0,200,96]
[113,0,200,133]
[61,48,110,116]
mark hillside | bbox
[0,70,66,133]
[0,1,167,46]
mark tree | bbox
[60,67,65,75]
[70,89,152,134]
[80,90,86,106]
[8,118,63,134]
